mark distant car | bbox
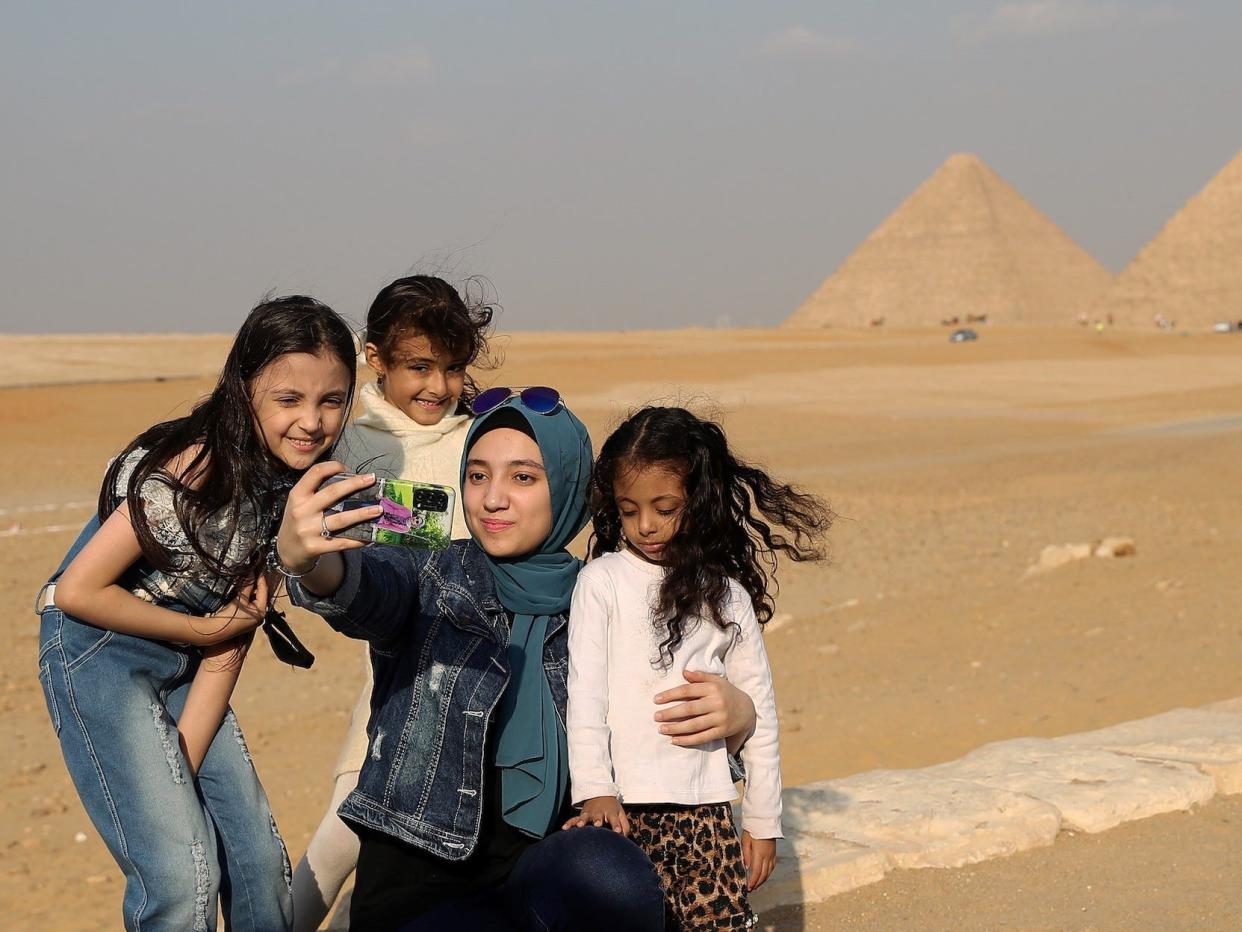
[949,328,978,343]
[1213,320,1233,333]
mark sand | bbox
[0,333,233,389]
[3,325,1241,929]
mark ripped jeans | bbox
[37,607,293,931]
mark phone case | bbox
[323,474,454,551]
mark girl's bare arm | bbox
[177,572,273,773]
[54,505,264,646]
[178,632,254,775]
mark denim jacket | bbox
[289,540,568,861]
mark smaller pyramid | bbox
[784,154,1113,328]
[1094,148,1242,329]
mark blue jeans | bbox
[38,607,294,931]
[401,827,665,931]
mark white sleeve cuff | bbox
[571,782,621,805]
[741,814,783,840]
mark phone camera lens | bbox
[411,489,449,512]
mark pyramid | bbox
[784,154,1113,328]
[1094,147,1242,329]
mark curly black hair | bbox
[364,275,497,406]
[590,406,833,668]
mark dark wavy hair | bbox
[98,295,357,594]
[365,275,496,406]
[590,407,833,668]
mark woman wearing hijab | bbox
[273,392,722,929]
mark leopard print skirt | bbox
[627,802,758,930]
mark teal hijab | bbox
[461,398,592,838]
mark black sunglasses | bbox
[471,386,562,416]
[261,607,315,669]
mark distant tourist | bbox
[36,297,358,930]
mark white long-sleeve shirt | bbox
[566,549,783,839]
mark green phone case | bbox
[323,474,454,551]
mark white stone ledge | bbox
[1058,707,1242,794]
[756,697,1242,914]
[930,737,1215,833]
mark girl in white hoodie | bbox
[291,276,494,930]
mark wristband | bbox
[267,541,320,579]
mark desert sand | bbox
[3,325,1242,929]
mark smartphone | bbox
[323,474,454,551]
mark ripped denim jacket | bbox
[289,541,568,861]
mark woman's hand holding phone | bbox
[274,462,383,595]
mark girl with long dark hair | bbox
[565,406,832,929]
[38,296,357,931]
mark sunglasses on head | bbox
[471,386,562,416]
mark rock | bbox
[781,771,1061,869]
[1035,545,1078,571]
[1093,536,1136,558]
[1060,708,1242,794]
[744,695,1242,913]
[1025,542,1093,577]
[930,737,1215,833]
[748,830,889,913]
[1025,538,1134,576]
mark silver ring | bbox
[320,514,333,539]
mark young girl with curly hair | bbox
[565,406,832,929]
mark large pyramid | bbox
[784,153,1113,328]
[1093,147,1242,328]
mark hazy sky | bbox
[2,1,1239,334]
